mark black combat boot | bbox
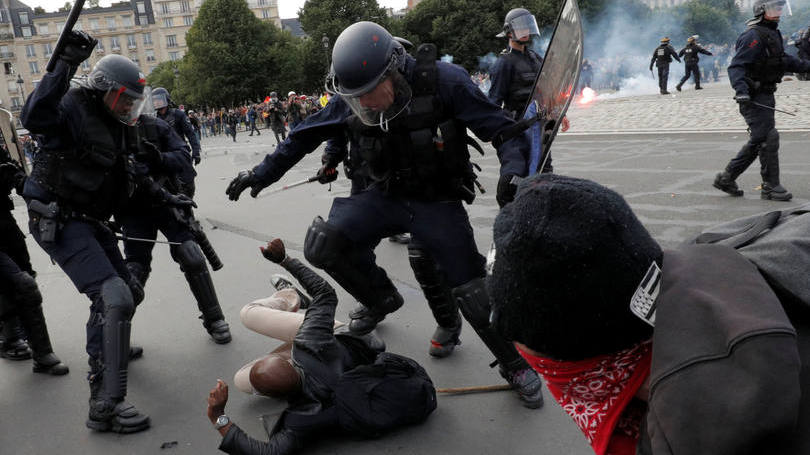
[676,82,683,91]
[32,353,69,375]
[761,183,792,201]
[348,292,404,335]
[429,321,462,358]
[500,362,545,409]
[713,172,743,196]
[0,318,31,360]
[87,371,151,434]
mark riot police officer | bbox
[713,0,810,201]
[649,37,681,94]
[117,112,231,344]
[22,34,194,433]
[795,26,810,79]
[676,36,713,91]
[0,158,68,375]
[489,8,543,119]
[227,21,544,408]
[152,87,201,197]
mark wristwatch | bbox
[215,415,230,429]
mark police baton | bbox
[115,235,181,246]
[47,0,86,72]
[256,175,320,199]
[750,101,797,117]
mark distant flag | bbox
[264,96,271,103]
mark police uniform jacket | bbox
[251,56,529,194]
[488,47,543,116]
[649,44,680,68]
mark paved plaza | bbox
[2,93,810,453]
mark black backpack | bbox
[332,352,437,437]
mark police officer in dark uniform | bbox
[152,87,201,197]
[117,111,231,344]
[21,33,195,433]
[226,21,544,408]
[676,36,713,91]
[649,37,681,94]
[0,156,68,375]
[713,0,810,202]
[795,26,810,79]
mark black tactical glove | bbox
[225,169,266,201]
[135,141,163,169]
[496,173,519,208]
[734,93,751,105]
[60,31,97,66]
[165,192,197,208]
[193,155,201,166]
[316,165,338,184]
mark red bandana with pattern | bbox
[517,341,653,455]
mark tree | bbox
[145,61,179,94]
[33,6,45,14]
[58,2,72,12]
[87,0,100,8]
[181,0,278,106]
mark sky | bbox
[27,0,409,18]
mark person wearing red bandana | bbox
[488,173,810,454]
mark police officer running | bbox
[676,36,713,91]
[152,87,201,197]
[226,21,544,408]
[713,0,810,201]
[649,37,681,94]
[21,32,195,433]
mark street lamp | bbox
[15,74,24,102]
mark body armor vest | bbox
[128,116,182,205]
[682,44,701,64]
[30,88,131,220]
[747,25,786,87]
[502,49,542,116]
[655,45,675,65]
[159,108,181,137]
[345,45,478,203]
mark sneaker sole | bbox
[712,182,743,197]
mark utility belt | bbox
[381,169,478,204]
[27,199,113,244]
[744,77,777,94]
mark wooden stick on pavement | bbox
[436,384,513,395]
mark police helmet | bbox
[326,21,411,128]
[752,0,791,19]
[87,54,149,125]
[152,87,172,110]
[496,8,540,42]
[660,37,670,44]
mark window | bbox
[89,18,99,30]
[180,0,190,12]
[43,43,52,56]
[261,9,270,18]
[183,15,193,26]
[166,34,177,47]
[0,10,8,23]
[137,1,145,13]
[29,61,39,74]
[163,17,173,27]
[145,49,155,61]
[160,3,169,13]
[110,37,120,49]
[55,22,64,32]
[21,26,31,37]
[8,81,17,93]
[3,62,13,75]
[143,32,152,45]
[25,44,34,57]
[38,23,48,35]
[122,15,132,27]
[127,34,137,47]
[169,51,179,60]
[11,97,21,108]
[106,17,115,29]
[18,11,28,25]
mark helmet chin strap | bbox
[379,112,389,132]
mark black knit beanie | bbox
[489,174,660,361]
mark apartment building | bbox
[0,0,279,126]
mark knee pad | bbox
[100,276,134,318]
[407,243,443,286]
[10,272,42,306]
[452,278,491,329]
[304,216,352,268]
[171,240,206,274]
[126,261,151,285]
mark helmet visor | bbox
[105,85,151,126]
[340,70,412,127]
[763,0,791,17]
[509,14,540,42]
[152,91,169,110]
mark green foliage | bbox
[299,0,391,52]
[676,1,739,44]
[145,61,179,94]
[180,0,284,106]
[58,2,72,12]
[33,6,44,14]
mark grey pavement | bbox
[566,76,810,133]
[3,122,809,454]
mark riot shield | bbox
[521,0,583,175]
[0,108,26,174]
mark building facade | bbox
[0,0,279,125]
